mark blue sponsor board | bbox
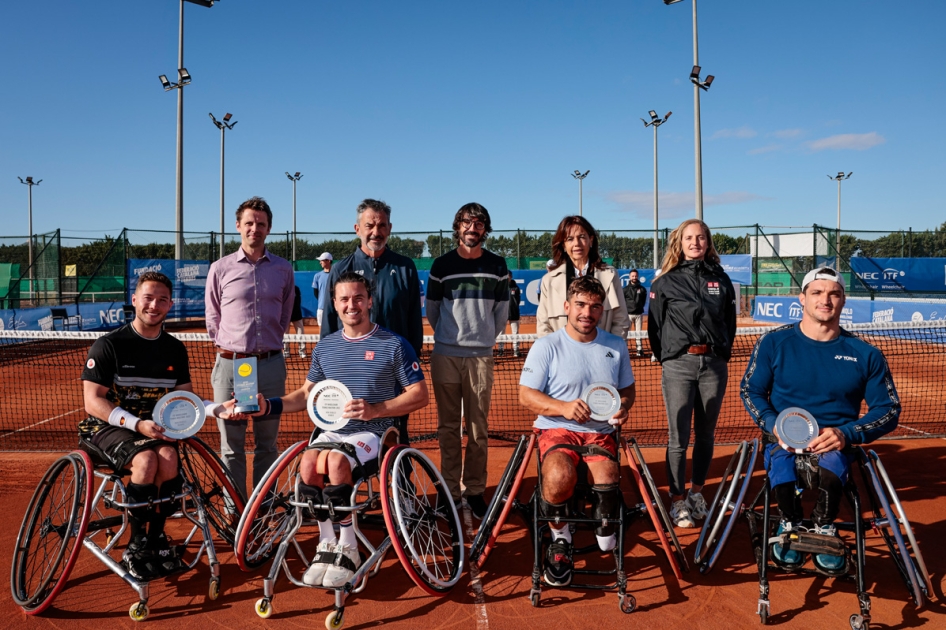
[849,257,946,293]
[720,254,752,285]
[0,302,127,332]
[127,259,210,319]
[753,296,941,325]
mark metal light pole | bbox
[665,0,713,221]
[286,172,303,261]
[828,172,852,264]
[572,170,590,216]
[210,112,237,260]
[159,0,218,260]
[642,111,672,268]
[17,176,41,303]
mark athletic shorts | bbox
[310,430,380,470]
[538,428,617,467]
[764,443,855,488]
[80,422,166,471]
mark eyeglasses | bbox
[460,218,486,230]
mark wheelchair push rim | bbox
[470,433,535,570]
[179,436,246,547]
[380,445,464,594]
[11,450,93,614]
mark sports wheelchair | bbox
[694,439,932,629]
[233,427,464,629]
[470,432,688,612]
[11,436,245,621]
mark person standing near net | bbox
[499,271,522,357]
[741,267,900,572]
[312,252,333,325]
[248,271,427,587]
[426,202,509,518]
[647,219,736,528]
[536,215,629,339]
[623,269,647,357]
[80,271,235,580]
[285,284,306,358]
[206,196,295,499]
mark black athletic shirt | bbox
[80,324,191,421]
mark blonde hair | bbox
[659,219,720,274]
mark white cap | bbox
[318,252,333,261]
[801,266,844,293]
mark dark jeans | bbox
[660,354,728,497]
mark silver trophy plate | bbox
[581,382,621,422]
[307,379,353,432]
[153,390,206,440]
[775,407,819,451]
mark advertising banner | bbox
[849,258,946,293]
[0,302,126,332]
[127,259,210,319]
[720,255,752,285]
[752,296,940,325]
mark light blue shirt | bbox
[520,327,634,433]
[312,270,331,312]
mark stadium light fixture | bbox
[641,111,671,268]
[210,112,238,260]
[18,176,42,303]
[286,171,304,262]
[158,75,171,89]
[828,171,853,264]
[571,170,590,217]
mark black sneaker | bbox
[466,494,488,520]
[149,533,187,576]
[122,535,161,581]
[543,538,573,587]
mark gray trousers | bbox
[628,314,644,350]
[660,354,728,497]
[211,353,286,499]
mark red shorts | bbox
[537,428,617,467]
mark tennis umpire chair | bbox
[694,439,932,628]
[11,436,245,622]
[471,431,688,613]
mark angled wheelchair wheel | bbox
[863,449,932,607]
[470,434,535,570]
[179,437,246,546]
[694,439,758,574]
[234,440,308,571]
[380,446,464,595]
[623,437,688,578]
[11,450,93,615]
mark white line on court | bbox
[461,501,489,629]
[0,408,83,440]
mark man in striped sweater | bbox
[426,202,510,518]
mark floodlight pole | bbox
[18,176,41,303]
[210,112,237,260]
[828,171,852,264]
[572,170,590,216]
[642,112,671,269]
[286,172,303,261]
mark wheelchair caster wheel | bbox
[530,591,541,608]
[129,602,149,622]
[208,577,221,601]
[619,593,636,614]
[758,600,770,625]
[325,609,345,629]
[255,598,274,619]
[850,614,868,630]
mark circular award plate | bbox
[307,379,353,432]
[153,390,206,440]
[581,383,621,422]
[775,407,819,451]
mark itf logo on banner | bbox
[850,257,946,292]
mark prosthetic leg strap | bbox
[592,483,621,536]
[298,482,329,520]
[543,442,617,462]
[540,498,569,525]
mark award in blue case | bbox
[233,357,260,414]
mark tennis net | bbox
[2,321,944,451]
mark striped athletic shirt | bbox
[307,324,424,436]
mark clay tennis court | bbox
[3,437,944,629]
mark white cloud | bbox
[607,190,769,219]
[748,144,781,155]
[711,125,757,140]
[807,132,885,152]
[770,128,803,139]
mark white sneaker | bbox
[686,491,708,520]
[670,499,696,528]
[302,539,336,586]
[322,542,361,588]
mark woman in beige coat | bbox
[537,215,630,338]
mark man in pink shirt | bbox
[206,196,295,498]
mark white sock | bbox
[339,520,357,548]
[596,533,617,552]
[550,525,572,544]
[318,520,336,544]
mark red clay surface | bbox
[3,438,945,630]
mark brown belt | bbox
[687,344,712,355]
[216,348,281,361]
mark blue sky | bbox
[2,0,944,241]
